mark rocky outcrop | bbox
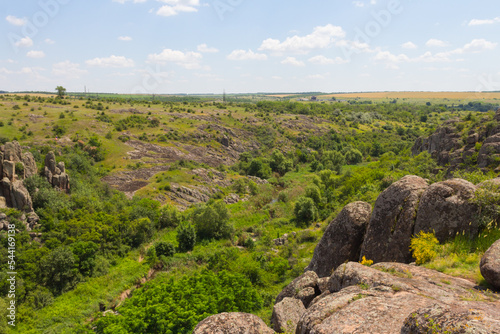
[295,262,500,334]
[0,141,36,213]
[271,297,305,333]
[411,123,461,165]
[361,176,428,263]
[478,133,500,168]
[306,201,372,277]
[480,239,500,290]
[193,312,273,334]
[414,178,478,242]
[275,271,320,308]
[43,151,70,192]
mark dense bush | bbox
[94,270,263,334]
[192,201,233,240]
[294,196,318,226]
[176,222,196,252]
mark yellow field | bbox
[321,91,500,100]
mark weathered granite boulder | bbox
[401,303,500,334]
[361,175,428,263]
[193,312,273,334]
[295,262,500,334]
[478,133,500,168]
[411,124,462,165]
[271,297,305,333]
[306,201,372,277]
[480,239,500,290]
[414,179,478,242]
[22,152,37,178]
[275,271,320,308]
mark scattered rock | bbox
[271,297,305,333]
[414,178,478,242]
[480,239,500,290]
[193,312,273,334]
[306,201,372,277]
[478,133,500,168]
[361,176,428,264]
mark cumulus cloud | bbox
[227,49,267,61]
[353,1,365,7]
[281,57,305,66]
[147,48,203,69]
[118,36,133,41]
[15,37,33,48]
[401,41,417,49]
[156,0,201,16]
[468,17,500,26]
[308,55,349,65]
[53,61,87,78]
[197,44,219,53]
[27,51,45,59]
[259,24,345,54]
[6,15,27,26]
[86,55,135,68]
[426,39,450,47]
[45,38,55,45]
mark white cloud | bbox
[259,24,345,54]
[86,55,135,68]
[45,38,55,45]
[15,37,33,48]
[308,55,348,65]
[156,0,201,16]
[353,1,365,7]
[52,61,87,78]
[426,39,450,47]
[459,38,497,53]
[370,0,376,4]
[6,15,27,26]
[27,51,45,59]
[401,41,417,49]
[112,0,147,3]
[118,36,133,41]
[281,57,305,66]
[468,17,500,26]
[227,49,267,61]
[147,48,203,69]
[197,43,219,53]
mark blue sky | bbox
[1,0,499,94]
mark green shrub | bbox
[192,200,233,240]
[410,231,439,265]
[176,222,196,252]
[154,241,175,257]
[158,204,182,228]
[294,197,318,226]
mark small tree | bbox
[294,196,318,227]
[176,222,196,252]
[192,200,233,240]
[154,241,175,258]
[56,86,66,98]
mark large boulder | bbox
[306,201,372,277]
[193,312,273,334]
[3,141,23,162]
[275,271,320,308]
[480,239,500,290]
[414,179,478,242]
[296,262,500,334]
[360,175,428,263]
[401,303,500,334]
[411,124,461,165]
[478,133,500,168]
[271,297,305,333]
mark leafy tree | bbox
[55,86,66,98]
[247,158,272,179]
[304,185,322,205]
[345,148,363,165]
[321,150,345,173]
[40,246,79,295]
[294,196,318,226]
[71,241,98,277]
[176,222,196,252]
[155,241,175,258]
[158,204,182,228]
[192,200,233,240]
[269,150,293,176]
